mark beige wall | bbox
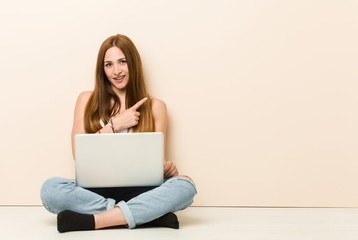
[0,0,357,207]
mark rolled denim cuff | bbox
[117,200,136,229]
[106,198,116,211]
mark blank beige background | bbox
[0,0,357,207]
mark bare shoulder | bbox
[151,98,167,131]
[74,91,93,114]
[78,91,93,102]
[75,91,92,107]
[151,98,167,115]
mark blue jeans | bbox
[40,175,197,229]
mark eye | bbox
[105,63,112,67]
[119,59,127,64]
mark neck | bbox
[111,86,126,109]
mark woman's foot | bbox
[57,210,95,233]
[57,209,179,233]
[139,212,179,229]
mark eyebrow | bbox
[104,58,126,63]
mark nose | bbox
[113,63,120,75]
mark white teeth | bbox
[115,75,125,80]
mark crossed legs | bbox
[41,175,197,232]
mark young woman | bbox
[40,34,197,233]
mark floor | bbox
[1,206,358,240]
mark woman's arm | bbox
[151,98,178,178]
[71,91,91,159]
[71,91,116,159]
[151,98,168,159]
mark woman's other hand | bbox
[164,161,179,178]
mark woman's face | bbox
[104,46,129,91]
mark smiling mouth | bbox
[114,75,125,81]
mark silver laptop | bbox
[75,132,164,188]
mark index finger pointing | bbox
[131,97,148,110]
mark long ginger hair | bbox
[84,34,155,133]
